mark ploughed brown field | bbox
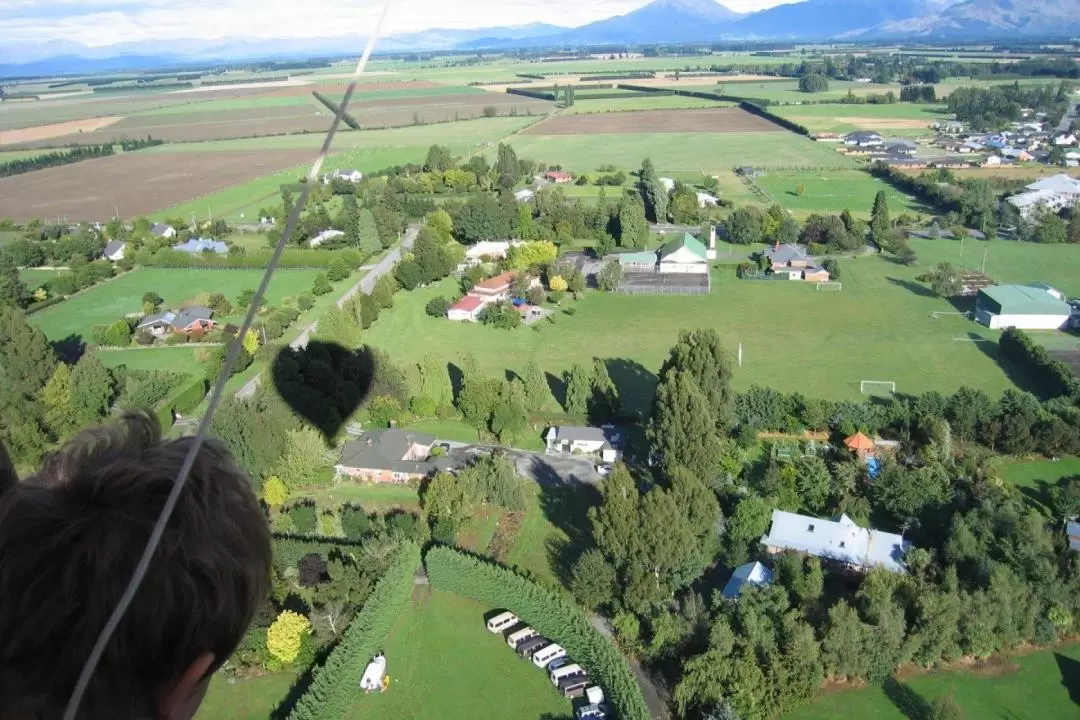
[0,149,312,221]
[522,107,783,135]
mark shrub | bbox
[164,332,188,346]
[425,296,452,317]
[327,257,351,282]
[297,293,315,311]
[478,301,521,329]
[311,273,332,296]
[1000,328,1080,399]
[340,503,370,538]
[267,610,311,666]
[424,546,649,720]
[287,502,318,534]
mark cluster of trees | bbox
[838,89,897,105]
[870,165,1001,236]
[421,454,529,541]
[724,203,870,254]
[118,135,165,151]
[0,143,114,178]
[947,81,1071,130]
[900,84,937,103]
[999,327,1080,400]
[798,73,829,93]
[393,214,459,291]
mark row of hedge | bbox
[425,546,650,720]
[270,532,368,569]
[999,327,1080,399]
[285,541,421,720]
[140,247,364,269]
[617,83,776,108]
[738,100,811,136]
[92,83,193,93]
[153,374,208,430]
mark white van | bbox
[532,643,566,669]
[486,611,519,633]
[507,626,537,649]
[550,662,583,685]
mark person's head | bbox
[0,410,272,720]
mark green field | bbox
[196,671,297,720]
[98,346,205,374]
[997,456,1080,509]
[784,643,1080,720]
[704,79,905,104]
[362,254,1027,410]
[906,238,1080,297]
[294,483,422,512]
[0,148,59,163]
[20,268,63,288]
[30,267,320,341]
[564,95,730,114]
[344,588,573,720]
[490,131,855,173]
[754,169,927,218]
[770,102,947,135]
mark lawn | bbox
[343,587,573,720]
[402,418,486,444]
[294,483,421,512]
[98,346,205,374]
[196,671,298,720]
[701,79,907,104]
[20,268,63,289]
[455,505,504,553]
[906,238,1080,297]
[783,643,1080,720]
[996,456,1080,509]
[487,131,855,173]
[30,267,320,341]
[754,169,927,219]
[362,255,1022,409]
[505,482,597,592]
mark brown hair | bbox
[0,411,272,719]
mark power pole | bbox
[981,245,988,274]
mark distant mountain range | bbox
[2,0,1080,77]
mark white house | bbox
[975,283,1072,330]
[514,188,535,203]
[544,426,619,462]
[465,240,522,262]
[1007,173,1080,218]
[843,131,884,148]
[1054,134,1077,146]
[696,191,718,208]
[324,169,363,184]
[151,223,177,239]
[447,295,484,322]
[659,177,676,192]
[102,241,127,261]
[310,229,345,248]
[761,510,910,573]
[658,234,708,274]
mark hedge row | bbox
[24,295,66,315]
[999,327,1080,399]
[286,541,421,720]
[738,100,811,136]
[425,546,649,720]
[153,374,207,430]
[271,532,368,569]
[506,87,556,101]
[140,247,364,269]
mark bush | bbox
[327,257,351,282]
[164,332,189,346]
[311,273,332,296]
[425,296,452,317]
[1000,328,1080,399]
[478,301,521,329]
[424,546,649,720]
[285,543,421,720]
[287,502,318,534]
[340,504,370,538]
[297,293,315,311]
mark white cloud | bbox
[0,0,794,46]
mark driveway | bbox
[450,445,602,485]
[235,225,419,399]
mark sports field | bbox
[783,643,1080,720]
[30,267,320,341]
[754,169,927,218]
[363,254,1022,411]
[906,238,1080,296]
[343,588,573,720]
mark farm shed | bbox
[975,284,1072,330]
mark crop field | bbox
[754,169,927,218]
[343,588,572,720]
[523,107,782,135]
[784,643,1080,720]
[771,103,948,134]
[492,130,855,173]
[363,254,1026,412]
[30,267,320,341]
[0,148,313,221]
[564,94,730,114]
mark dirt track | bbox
[523,107,783,135]
[0,149,312,221]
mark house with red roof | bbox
[447,295,485,322]
[544,170,573,184]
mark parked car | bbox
[486,611,518,633]
[596,464,612,477]
[507,626,537,649]
[532,643,566,669]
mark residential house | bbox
[447,295,485,322]
[1066,520,1080,552]
[983,155,1003,167]
[172,238,228,254]
[544,170,572,184]
[975,283,1072,330]
[617,250,660,272]
[335,429,455,484]
[323,168,363,184]
[1001,148,1034,162]
[544,426,620,462]
[464,240,521,263]
[1007,173,1080,218]
[696,191,719,208]
[843,131,884,148]
[813,133,844,142]
[136,305,218,338]
[151,223,177,239]
[1055,134,1077,146]
[931,120,965,134]
[658,234,708,274]
[514,188,535,203]
[883,140,917,156]
[764,242,810,269]
[659,177,676,192]
[761,510,911,573]
[102,241,127,261]
[310,229,345,248]
[721,561,773,600]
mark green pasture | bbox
[0,148,59,163]
[97,346,205,374]
[702,79,905,104]
[770,102,947,134]
[361,254,1026,411]
[455,505,504,553]
[344,588,573,720]
[783,643,1080,720]
[754,169,927,219]
[30,267,319,341]
[488,131,855,173]
[996,456,1080,508]
[196,671,298,720]
[325,83,487,102]
[906,238,1080,297]
[564,94,730,114]
[294,483,422,512]
[19,268,63,289]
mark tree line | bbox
[0,143,114,178]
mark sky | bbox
[1,0,795,47]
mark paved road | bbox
[1058,97,1079,133]
[235,225,419,399]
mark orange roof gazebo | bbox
[843,431,875,453]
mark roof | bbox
[137,311,176,328]
[977,284,1070,316]
[103,241,126,255]
[466,240,516,258]
[472,270,516,293]
[844,432,875,451]
[1026,173,1080,194]
[150,222,173,236]
[1067,521,1080,552]
[617,251,658,265]
[762,510,910,573]
[1008,189,1059,208]
[171,306,213,329]
[450,295,484,313]
[173,238,228,254]
[550,426,608,443]
[721,561,773,600]
[764,243,808,264]
[659,233,707,262]
[337,429,452,475]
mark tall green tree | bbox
[0,304,56,405]
[522,359,549,409]
[496,143,520,186]
[40,362,78,438]
[639,158,668,224]
[0,252,26,308]
[617,194,649,249]
[564,362,593,416]
[420,355,453,409]
[424,144,454,172]
[588,358,621,423]
[69,353,115,427]
[490,379,529,444]
[456,353,501,431]
[650,370,724,483]
[659,329,735,426]
[870,190,891,249]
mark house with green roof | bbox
[658,233,708,275]
[975,283,1073,330]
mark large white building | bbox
[975,283,1073,330]
[1007,174,1080,219]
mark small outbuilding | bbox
[721,561,773,599]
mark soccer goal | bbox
[816,281,842,292]
[860,380,896,395]
[932,311,972,320]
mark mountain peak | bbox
[644,0,742,20]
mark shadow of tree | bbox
[545,371,567,409]
[528,463,601,586]
[882,676,932,720]
[51,334,85,364]
[603,357,657,420]
[886,276,937,298]
[447,361,464,403]
[1056,652,1080,705]
[269,641,338,720]
[964,331,1046,399]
